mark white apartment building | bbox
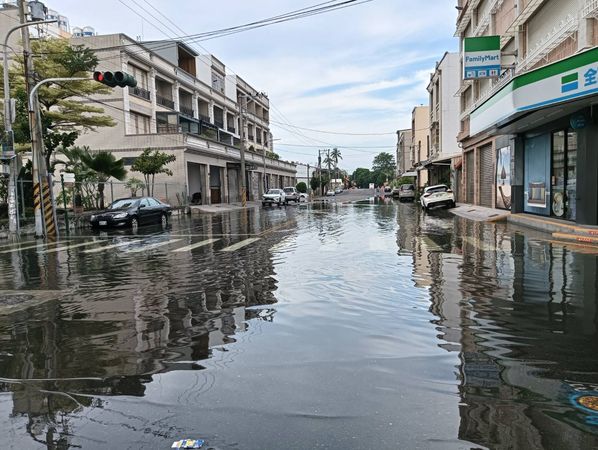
[455,0,598,227]
[426,52,461,188]
[70,33,296,205]
[395,129,413,177]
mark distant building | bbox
[411,105,430,188]
[426,52,461,188]
[395,129,412,177]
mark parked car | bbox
[283,186,301,203]
[262,188,286,207]
[90,197,171,229]
[384,186,392,197]
[420,184,455,210]
[326,189,336,196]
[396,184,416,201]
[334,187,343,194]
[299,192,309,202]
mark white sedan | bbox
[421,184,456,210]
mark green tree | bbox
[351,168,372,188]
[3,38,115,167]
[80,150,127,209]
[372,152,396,183]
[331,148,342,183]
[296,181,307,193]
[131,149,176,196]
[310,174,320,192]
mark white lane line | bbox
[173,238,220,252]
[125,238,182,253]
[0,241,68,254]
[83,241,141,254]
[41,241,102,254]
[220,237,261,253]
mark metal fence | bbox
[1,179,188,229]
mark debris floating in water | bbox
[171,439,204,448]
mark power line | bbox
[269,120,397,136]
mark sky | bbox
[49,0,458,171]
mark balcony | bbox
[214,119,224,129]
[584,0,598,18]
[180,105,194,117]
[248,134,254,141]
[129,86,150,101]
[227,126,236,134]
[156,95,174,109]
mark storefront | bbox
[469,47,598,226]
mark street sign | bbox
[61,172,76,184]
[464,36,501,80]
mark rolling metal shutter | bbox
[466,151,475,204]
[479,144,494,207]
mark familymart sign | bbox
[470,47,598,135]
[464,36,501,80]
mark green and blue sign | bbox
[463,36,501,80]
[471,47,598,135]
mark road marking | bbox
[0,241,68,254]
[83,241,141,254]
[125,238,182,253]
[41,241,102,254]
[220,237,261,252]
[173,238,220,252]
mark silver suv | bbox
[282,187,300,204]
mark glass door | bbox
[566,131,577,221]
[551,132,566,218]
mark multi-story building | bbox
[426,52,461,188]
[411,105,430,188]
[395,128,413,177]
[455,0,598,226]
[70,33,295,205]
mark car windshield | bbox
[401,184,415,191]
[267,189,282,194]
[426,186,448,194]
[283,188,293,193]
[108,199,139,209]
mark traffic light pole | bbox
[29,77,88,238]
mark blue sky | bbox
[50,0,458,170]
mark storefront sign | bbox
[471,47,598,135]
[463,36,501,80]
[570,113,587,129]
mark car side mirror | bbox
[139,204,145,208]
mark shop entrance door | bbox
[551,130,577,220]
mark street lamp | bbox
[2,12,57,233]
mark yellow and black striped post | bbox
[32,181,46,237]
[41,179,56,238]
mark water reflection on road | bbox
[0,200,596,449]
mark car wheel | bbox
[277,201,281,207]
[450,201,456,208]
[130,216,139,229]
[160,213,168,227]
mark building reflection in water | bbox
[403,208,598,449]
[0,208,290,448]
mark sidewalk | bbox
[189,201,262,214]
[449,203,598,247]
[450,204,511,222]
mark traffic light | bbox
[93,71,137,88]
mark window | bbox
[129,65,149,89]
[140,198,150,207]
[211,70,225,93]
[131,112,150,134]
[148,198,160,206]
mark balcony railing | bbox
[157,124,179,134]
[156,95,175,109]
[248,135,254,141]
[198,114,210,123]
[129,86,150,101]
[180,105,194,117]
[584,0,598,18]
[214,119,225,129]
[227,126,236,134]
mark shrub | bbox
[296,182,307,193]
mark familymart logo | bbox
[561,73,579,93]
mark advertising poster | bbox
[496,146,511,210]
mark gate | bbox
[479,144,494,207]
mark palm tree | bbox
[331,148,342,185]
[80,150,127,209]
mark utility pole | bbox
[327,148,331,191]
[318,150,322,197]
[238,96,248,207]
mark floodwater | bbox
[1,197,598,449]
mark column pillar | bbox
[173,81,180,112]
[205,164,212,205]
[150,68,157,133]
[192,92,199,119]
[209,100,215,123]
[122,56,131,134]
[222,166,229,203]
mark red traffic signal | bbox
[93,71,137,88]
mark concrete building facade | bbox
[455,0,598,225]
[69,33,295,205]
[411,105,430,188]
[426,52,461,188]
[396,128,412,177]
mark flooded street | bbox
[1,197,598,449]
